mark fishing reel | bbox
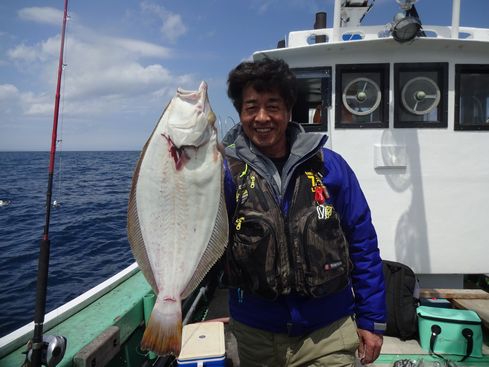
[24,335,67,367]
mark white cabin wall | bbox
[333,129,489,274]
[318,41,489,275]
[257,33,489,276]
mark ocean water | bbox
[0,151,139,337]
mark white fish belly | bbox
[135,124,222,299]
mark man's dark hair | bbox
[227,58,297,113]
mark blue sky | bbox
[1,0,488,151]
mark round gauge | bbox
[342,77,382,116]
[401,76,440,115]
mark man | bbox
[221,58,386,367]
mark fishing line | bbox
[225,115,236,133]
[216,115,237,143]
[216,115,225,143]
[53,13,71,209]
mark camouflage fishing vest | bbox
[226,153,352,300]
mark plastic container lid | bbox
[178,322,225,361]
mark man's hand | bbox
[357,328,383,365]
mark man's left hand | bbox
[357,328,383,365]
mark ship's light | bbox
[391,16,422,43]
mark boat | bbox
[1,0,489,366]
[257,0,489,287]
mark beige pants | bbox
[231,316,360,367]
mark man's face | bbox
[240,85,290,158]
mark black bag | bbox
[382,260,420,340]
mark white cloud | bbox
[5,30,193,121]
[109,37,172,59]
[66,62,172,100]
[140,1,187,43]
[58,34,179,102]
[161,13,186,42]
[250,0,277,15]
[18,7,64,26]
[18,91,51,116]
[0,88,52,118]
[7,35,61,65]
[2,3,201,151]
[0,84,22,117]
[0,84,20,100]
[7,43,40,62]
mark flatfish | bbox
[127,81,228,355]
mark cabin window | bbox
[291,67,331,132]
[335,64,389,128]
[394,62,448,128]
[455,64,489,131]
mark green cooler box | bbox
[417,306,483,359]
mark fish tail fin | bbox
[141,297,182,356]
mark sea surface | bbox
[0,151,139,337]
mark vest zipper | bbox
[282,214,294,291]
[237,288,244,303]
[233,215,282,296]
[299,212,316,285]
[283,177,304,292]
[251,175,270,211]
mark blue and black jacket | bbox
[222,122,386,336]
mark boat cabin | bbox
[253,0,489,288]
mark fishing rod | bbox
[30,0,69,366]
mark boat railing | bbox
[287,25,489,48]
[0,262,140,358]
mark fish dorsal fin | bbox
[127,141,159,293]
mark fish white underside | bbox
[135,115,222,299]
